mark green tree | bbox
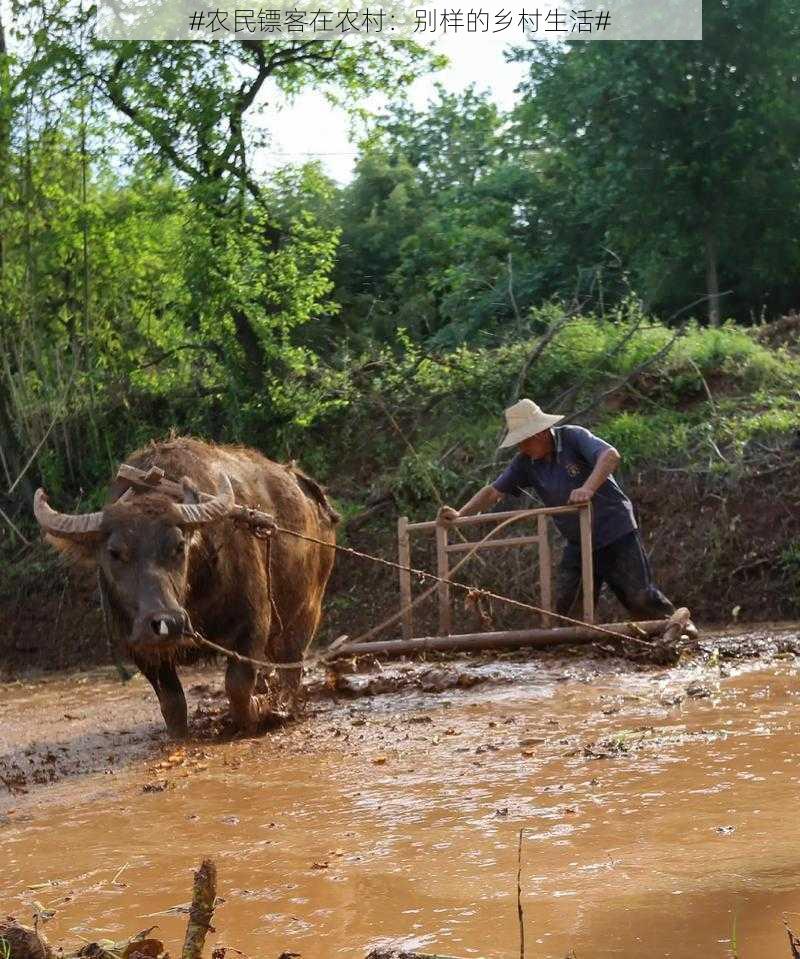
[511,0,800,324]
[14,0,439,384]
[336,86,542,345]
[0,4,442,517]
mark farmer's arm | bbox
[439,485,503,521]
[439,456,522,522]
[568,444,621,504]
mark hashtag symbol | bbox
[189,10,206,29]
[595,9,610,29]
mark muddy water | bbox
[3,650,800,958]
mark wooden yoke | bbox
[115,463,276,532]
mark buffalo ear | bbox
[43,531,101,568]
[181,477,201,505]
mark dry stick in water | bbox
[517,828,525,959]
[182,858,217,959]
[786,917,800,959]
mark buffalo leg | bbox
[134,656,189,738]
[272,646,305,716]
[225,658,262,733]
[225,658,287,733]
[225,610,287,733]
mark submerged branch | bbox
[182,858,217,959]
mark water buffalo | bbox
[33,436,339,737]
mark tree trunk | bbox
[704,221,720,326]
[230,303,268,391]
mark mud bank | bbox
[3,446,800,681]
[2,627,800,958]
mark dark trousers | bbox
[555,530,674,620]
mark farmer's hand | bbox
[438,505,459,523]
[568,486,594,504]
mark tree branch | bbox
[104,55,204,183]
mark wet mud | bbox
[3,626,800,958]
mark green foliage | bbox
[335,85,540,345]
[599,411,691,466]
[509,2,800,323]
[671,325,795,386]
[332,4,800,336]
[288,308,799,519]
[392,443,462,513]
[0,3,439,519]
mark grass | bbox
[325,307,799,514]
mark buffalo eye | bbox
[108,545,126,563]
[174,540,186,558]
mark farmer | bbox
[438,398,674,620]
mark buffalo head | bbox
[33,474,234,651]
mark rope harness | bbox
[187,510,654,674]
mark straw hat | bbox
[499,398,564,449]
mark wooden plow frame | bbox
[397,503,594,643]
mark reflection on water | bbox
[3,657,800,958]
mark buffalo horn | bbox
[33,489,104,539]
[175,473,235,527]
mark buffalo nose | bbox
[150,613,185,637]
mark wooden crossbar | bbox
[445,534,540,553]
[405,503,584,532]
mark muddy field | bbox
[3,628,800,958]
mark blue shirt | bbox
[491,426,637,549]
